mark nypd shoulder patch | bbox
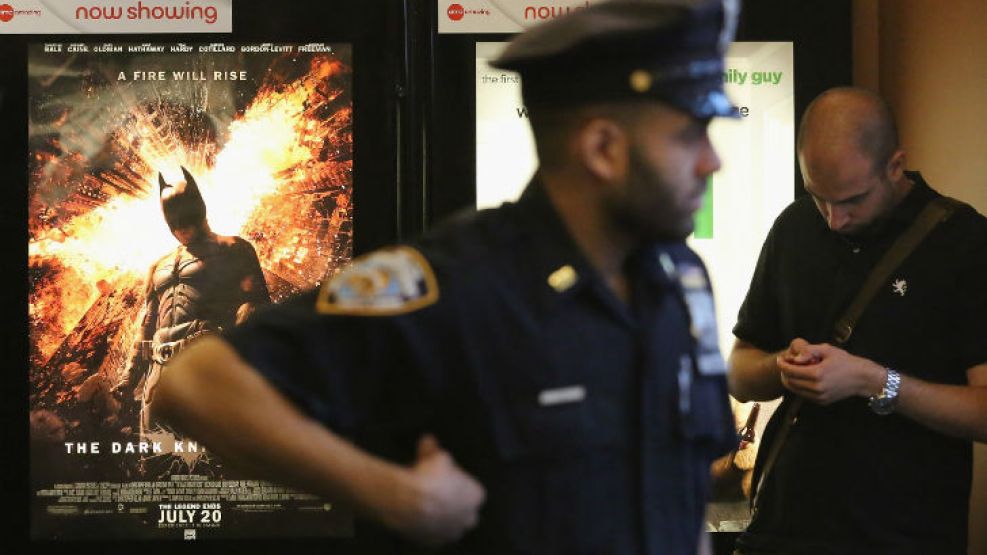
[315,246,439,316]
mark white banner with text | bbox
[438,0,599,34]
[0,0,231,34]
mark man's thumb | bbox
[790,337,809,352]
[416,433,442,460]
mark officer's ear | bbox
[575,117,630,185]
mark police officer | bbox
[152,1,740,553]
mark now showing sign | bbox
[438,0,598,34]
[0,0,232,34]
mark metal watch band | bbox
[868,367,901,415]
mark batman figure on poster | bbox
[114,167,271,437]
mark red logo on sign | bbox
[447,3,464,21]
[0,4,14,22]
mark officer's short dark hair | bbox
[527,102,653,170]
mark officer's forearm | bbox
[728,339,785,402]
[894,364,987,443]
[150,337,419,525]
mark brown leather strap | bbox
[832,197,962,344]
[750,195,962,512]
[750,396,801,511]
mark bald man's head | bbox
[797,87,899,176]
[796,88,911,235]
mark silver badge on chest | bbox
[678,263,726,376]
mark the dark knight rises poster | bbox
[28,41,354,540]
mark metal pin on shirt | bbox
[547,264,578,292]
[538,385,586,406]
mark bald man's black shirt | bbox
[734,172,987,554]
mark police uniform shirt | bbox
[225,178,736,554]
[734,172,987,554]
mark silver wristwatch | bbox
[868,368,901,415]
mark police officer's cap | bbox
[491,0,741,119]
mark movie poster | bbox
[28,41,355,540]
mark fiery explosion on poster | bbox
[28,42,354,539]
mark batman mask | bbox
[159,166,207,233]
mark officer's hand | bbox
[777,342,886,405]
[380,434,486,547]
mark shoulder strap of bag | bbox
[831,196,963,344]
[749,195,962,513]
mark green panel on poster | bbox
[694,175,713,239]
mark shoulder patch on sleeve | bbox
[315,246,439,316]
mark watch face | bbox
[871,400,894,416]
[869,394,895,415]
[869,368,900,415]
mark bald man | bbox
[729,87,987,554]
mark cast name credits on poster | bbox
[28,41,355,540]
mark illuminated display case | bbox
[2,0,412,547]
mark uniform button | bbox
[547,265,578,292]
[852,247,861,254]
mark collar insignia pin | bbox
[892,278,907,297]
[548,265,578,293]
